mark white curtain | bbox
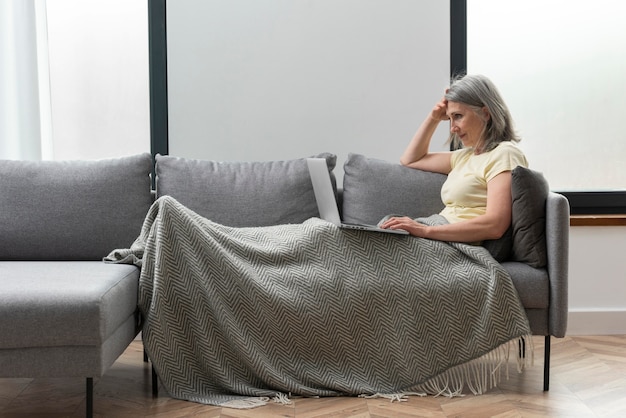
[0,0,50,160]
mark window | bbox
[453,0,626,214]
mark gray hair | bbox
[445,74,520,152]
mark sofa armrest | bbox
[545,192,570,337]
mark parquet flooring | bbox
[0,335,625,417]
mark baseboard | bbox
[567,309,626,335]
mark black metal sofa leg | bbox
[544,335,551,391]
[152,363,159,397]
[143,344,159,396]
[86,377,93,418]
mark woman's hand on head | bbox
[430,96,449,122]
[379,216,430,238]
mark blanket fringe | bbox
[220,397,270,409]
[219,392,293,409]
[360,392,427,402]
[360,335,534,401]
[272,392,293,405]
[414,335,534,397]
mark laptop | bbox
[306,158,409,235]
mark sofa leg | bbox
[144,346,159,396]
[152,364,159,397]
[86,378,93,418]
[543,335,551,391]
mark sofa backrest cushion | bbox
[341,153,446,225]
[0,153,154,261]
[155,153,336,227]
[511,166,549,268]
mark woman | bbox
[381,74,527,242]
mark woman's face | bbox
[446,101,489,150]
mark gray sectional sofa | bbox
[0,152,569,417]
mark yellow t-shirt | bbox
[439,142,528,224]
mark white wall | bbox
[166,0,451,177]
[567,227,626,335]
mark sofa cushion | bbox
[155,153,336,227]
[511,166,549,268]
[341,153,446,225]
[501,261,549,309]
[0,153,153,261]
[0,261,140,349]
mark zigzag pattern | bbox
[135,196,531,406]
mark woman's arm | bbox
[380,171,513,242]
[400,97,452,175]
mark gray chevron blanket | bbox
[106,196,531,408]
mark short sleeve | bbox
[450,148,472,170]
[483,142,528,182]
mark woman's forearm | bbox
[422,214,510,243]
[400,116,441,167]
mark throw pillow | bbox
[511,166,549,268]
[482,226,512,262]
[342,153,446,225]
[155,153,336,227]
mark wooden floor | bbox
[1,335,625,417]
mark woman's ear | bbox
[481,106,491,121]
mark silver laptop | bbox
[306,158,409,235]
